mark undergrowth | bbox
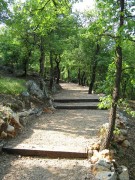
[0,76,26,95]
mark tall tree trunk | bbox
[100,0,124,150]
[88,43,100,94]
[78,68,81,85]
[23,50,31,76]
[49,51,53,90]
[68,69,70,82]
[39,36,45,77]
[55,54,61,84]
[81,71,86,86]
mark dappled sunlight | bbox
[1,156,91,180]
[15,109,109,150]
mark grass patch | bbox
[0,76,26,95]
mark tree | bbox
[97,0,134,150]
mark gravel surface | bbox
[0,83,108,180]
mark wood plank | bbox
[55,106,98,109]
[54,99,99,103]
[2,144,88,159]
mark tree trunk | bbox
[68,69,70,82]
[55,54,61,84]
[100,0,124,150]
[81,71,86,86]
[49,51,53,90]
[88,43,100,94]
[39,37,45,77]
[78,68,81,85]
[23,50,31,76]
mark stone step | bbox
[54,98,99,103]
[2,144,88,159]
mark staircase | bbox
[54,98,99,110]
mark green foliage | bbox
[118,99,135,118]
[113,127,120,136]
[0,76,26,95]
[98,95,112,109]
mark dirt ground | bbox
[0,82,134,180]
[0,83,107,180]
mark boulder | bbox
[0,119,5,126]
[99,149,113,162]
[121,140,130,148]
[21,91,31,108]
[19,117,29,126]
[10,113,22,129]
[116,120,126,129]
[120,129,128,136]
[95,171,117,180]
[7,124,15,133]
[96,159,112,170]
[1,131,7,138]
[114,133,126,143]
[91,155,99,164]
[91,164,109,175]
[119,166,129,180]
[91,142,100,151]
[26,80,44,99]
[91,159,113,175]
[99,123,109,144]
[0,119,8,134]
[0,143,4,153]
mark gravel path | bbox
[0,83,108,180]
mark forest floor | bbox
[0,78,135,179]
[0,83,108,180]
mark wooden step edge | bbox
[54,106,98,110]
[54,99,99,103]
[2,146,88,159]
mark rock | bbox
[114,134,126,143]
[91,149,113,164]
[117,112,128,126]
[120,129,128,136]
[99,149,114,162]
[119,166,129,180]
[1,131,7,138]
[21,91,31,108]
[99,123,109,142]
[95,171,117,180]
[91,155,99,164]
[0,119,5,126]
[22,91,30,97]
[88,149,93,158]
[0,119,8,134]
[91,159,114,176]
[100,149,109,157]
[19,117,29,126]
[7,124,15,133]
[18,109,33,117]
[91,164,109,175]
[116,120,126,129]
[26,80,44,99]
[96,159,112,170]
[91,142,100,151]
[10,113,22,129]
[121,140,130,148]
[0,143,4,153]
